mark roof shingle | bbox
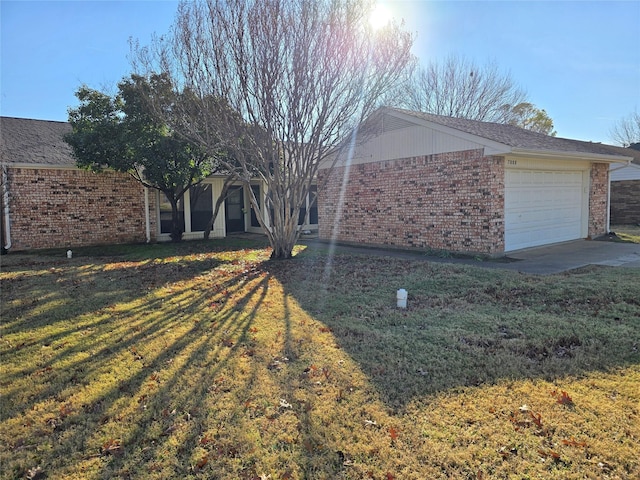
[0,117,75,166]
[390,108,636,160]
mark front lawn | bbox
[610,224,640,244]
[1,240,639,479]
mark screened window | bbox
[190,184,213,232]
[159,193,184,234]
[298,185,318,226]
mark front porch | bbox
[155,180,318,242]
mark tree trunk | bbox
[270,239,296,259]
[268,204,301,260]
[169,197,183,242]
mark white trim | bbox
[510,148,632,164]
[583,170,591,238]
[144,187,151,243]
[184,189,192,234]
[246,182,266,234]
[2,165,11,250]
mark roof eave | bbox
[509,148,632,164]
[1,161,78,170]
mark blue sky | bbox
[1,0,639,143]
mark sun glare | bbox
[369,3,391,30]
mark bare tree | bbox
[133,0,413,259]
[400,54,528,123]
[610,110,640,147]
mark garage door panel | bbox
[505,169,584,251]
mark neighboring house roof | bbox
[0,116,75,167]
[386,107,634,163]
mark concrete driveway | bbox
[500,239,640,275]
[300,237,640,275]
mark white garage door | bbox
[505,169,585,251]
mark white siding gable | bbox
[331,112,510,168]
[610,163,640,181]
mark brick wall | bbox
[6,167,149,251]
[588,163,609,237]
[318,150,505,254]
[610,180,640,224]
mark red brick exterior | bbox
[610,180,640,225]
[588,163,609,237]
[319,152,612,254]
[5,167,152,251]
[318,150,506,254]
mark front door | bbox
[225,187,245,233]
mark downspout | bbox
[2,165,11,251]
[144,187,151,243]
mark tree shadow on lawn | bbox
[2,250,363,478]
[2,243,408,479]
[0,248,263,415]
[84,268,272,479]
[0,248,273,478]
[3,243,639,478]
[271,250,640,411]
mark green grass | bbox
[1,240,639,479]
[610,224,640,244]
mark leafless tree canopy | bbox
[400,54,528,123]
[610,111,640,147]
[132,0,413,258]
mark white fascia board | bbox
[509,148,632,164]
[383,109,512,156]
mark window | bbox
[298,185,318,226]
[159,193,184,235]
[158,184,215,235]
[190,184,213,232]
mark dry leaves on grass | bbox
[551,389,574,406]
